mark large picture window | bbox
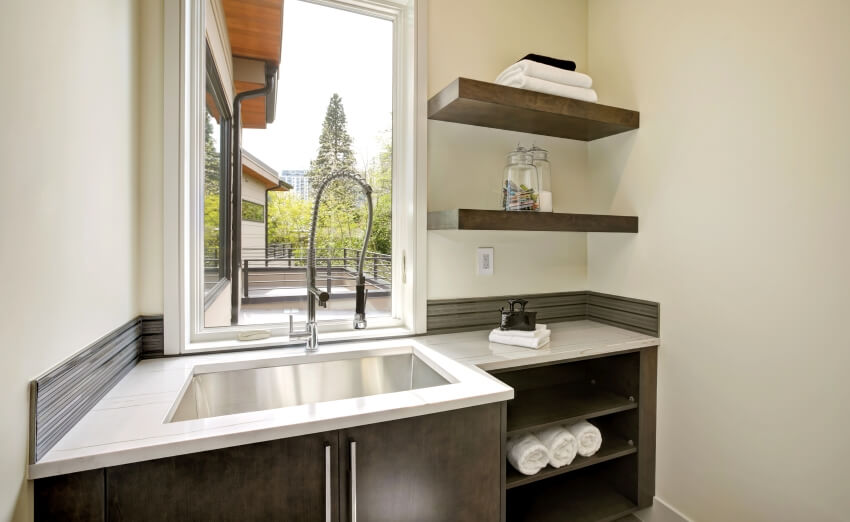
[167,0,422,352]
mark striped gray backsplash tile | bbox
[586,291,660,336]
[427,291,659,336]
[30,318,143,463]
[140,315,164,357]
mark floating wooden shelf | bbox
[506,435,637,489]
[428,209,638,233]
[506,383,637,436]
[428,78,639,141]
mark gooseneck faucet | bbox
[289,171,374,352]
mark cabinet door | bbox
[106,430,339,522]
[340,403,503,522]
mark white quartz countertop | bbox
[29,320,658,479]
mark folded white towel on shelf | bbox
[496,73,598,103]
[489,327,551,349]
[535,426,578,468]
[496,59,593,88]
[506,433,550,475]
[566,421,603,457]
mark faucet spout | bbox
[302,171,374,351]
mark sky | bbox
[242,0,393,173]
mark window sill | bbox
[184,325,416,354]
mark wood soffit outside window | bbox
[222,0,284,129]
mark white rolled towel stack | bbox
[534,426,578,468]
[566,420,603,457]
[506,433,550,475]
[495,59,598,103]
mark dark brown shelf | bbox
[507,474,638,522]
[506,435,637,489]
[428,209,638,233]
[428,78,639,141]
[507,384,637,436]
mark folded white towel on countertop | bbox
[566,420,603,457]
[535,426,578,468]
[497,73,598,103]
[496,59,593,88]
[506,433,550,475]
[489,328,551,349]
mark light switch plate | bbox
[477,247,494,276]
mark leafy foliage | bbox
[204,111,223,259]
[267,95,392,257]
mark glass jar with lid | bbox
[502,145,540,211]
[529,145,552,212]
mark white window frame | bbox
[163,0,427,354]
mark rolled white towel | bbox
[535,426,577,468]
[566,420,603,457]
[496,59,593,88]
[497,73,598,103]
[506,433,550,475]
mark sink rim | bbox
[163,345,460,424]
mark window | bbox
[203,44,231,304]
[163,0,424,352]
[241,200,264,223]
[238,0,394,329]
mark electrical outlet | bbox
[477,247,494,276]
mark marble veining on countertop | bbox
[28,320,658,479]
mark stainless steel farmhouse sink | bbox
[168,350,452,422]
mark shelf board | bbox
[506,435,637,489]
[507,474,638,522]
[507,384,637,436]
[428,78,639,141]
[428,209,638,233]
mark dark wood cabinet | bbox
[340,402,503,522]
[35,403,503,522]
[105,430,338,522]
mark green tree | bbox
[308,94,358,209]
[204,111,223,258]
[204,112,221,195]
[364,132,392,254]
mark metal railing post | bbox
[243,261,249,298]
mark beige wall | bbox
[427,0,591,299]
[138,0,164,315]
[0,1,142,520]
[587,0,850,520]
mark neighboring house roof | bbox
[242,150,293,192]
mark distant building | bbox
[280,170,310,199]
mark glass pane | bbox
[203,87,224,294]
[238,0,393,328]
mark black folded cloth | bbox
[516,53,576,71]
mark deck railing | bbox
[240,244,391,300]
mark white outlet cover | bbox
[477,247,494,276]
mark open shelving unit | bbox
[427,78,641,234]
[493,349,657,522]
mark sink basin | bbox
[168,350,452,422]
